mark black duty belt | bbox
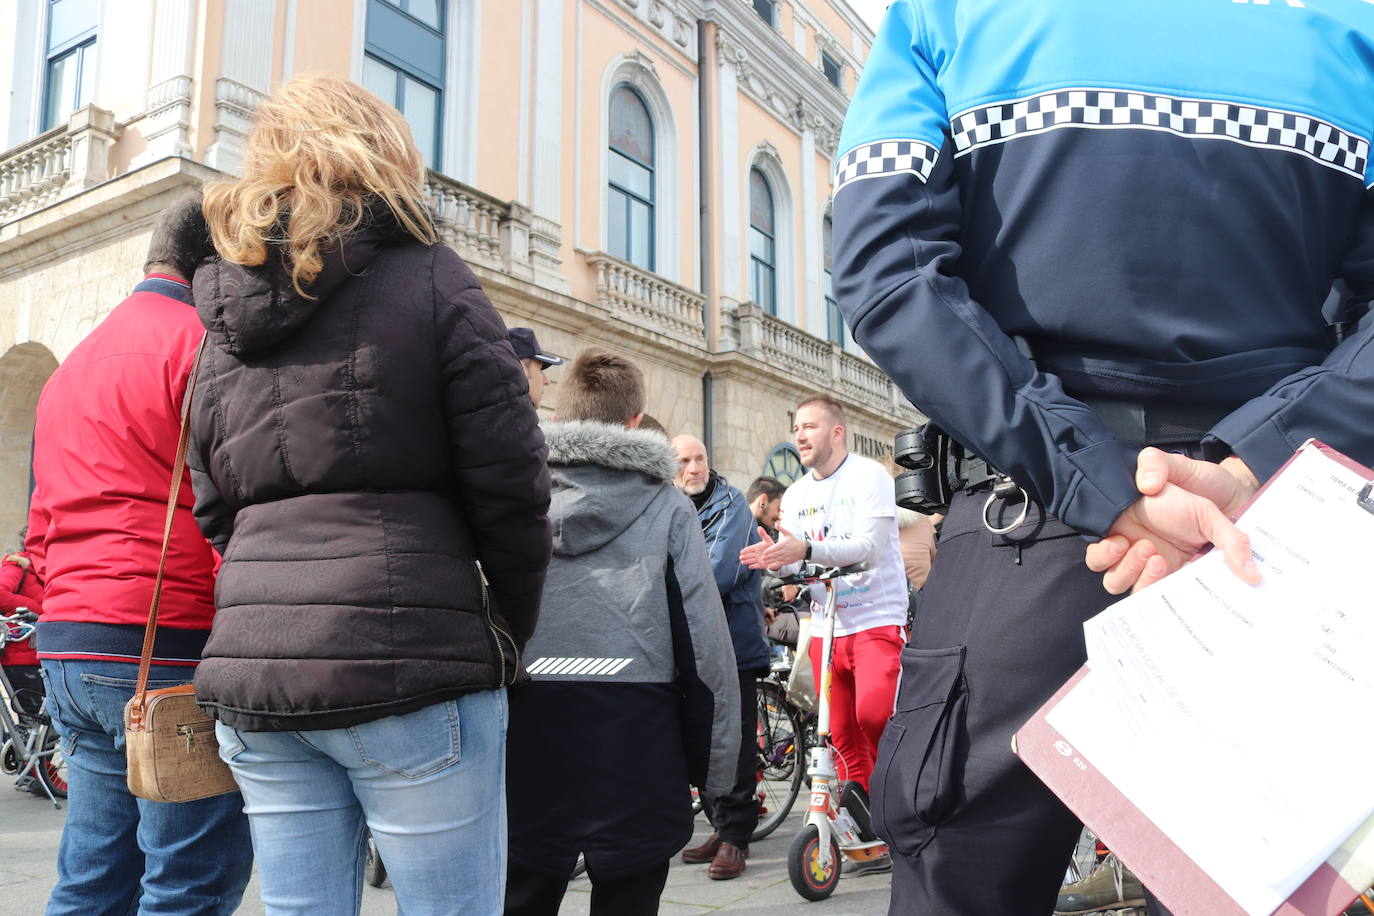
[953,398,1232,497]
[1078,397,1232,449]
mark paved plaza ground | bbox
[0,783,892,915]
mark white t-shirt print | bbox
[780,453,909,636]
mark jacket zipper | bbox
[475,560,520,686]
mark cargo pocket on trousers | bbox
[871,645,968,858]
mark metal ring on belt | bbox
[982,485,1029,535]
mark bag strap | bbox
[129,334,208,727]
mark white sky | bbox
[845,0,889,33]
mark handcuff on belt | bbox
[895,423,1028,535]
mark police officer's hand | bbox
[1086,483,1261,595]
[1133,447,1260,516]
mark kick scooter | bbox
[779,562,888,901]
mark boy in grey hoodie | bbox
[504,348,741,916]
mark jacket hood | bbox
[194,213,400,357]
[543,420,679,556]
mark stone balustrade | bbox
[425,171,509,271]
[0,106,119,226]
[733,301,917,422]
[583,250,707,344]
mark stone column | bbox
[528,0,568,291]
[140,0,197,163]
[798,105,822,337]
[716,28,745,303]
[66,105,118,191]
[204,0,276,174]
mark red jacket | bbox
[0,555,43,666]
[27,276,217,664]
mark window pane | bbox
[827,297,846,346]
[403,76,439,167]
[749,226,774,266]
[608,188,629,262]
[43,51,77,130]
[629,199,653,270]
[48,0,99,52]
[406,0,441,29]
[609,150,652,200]
[823,216,833,272]
[609,86,653,167]
[76,41,95,110]
[362,55,399,104]
[749,169,774,235]
[754,262,776,314]
[752,0,775,26]
[822,53,842,88]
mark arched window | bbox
[608,85,655,271]
[761,443,803,485]
[750,168,777,315]
[823,214,844,346]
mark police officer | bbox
[831,3,1374,915]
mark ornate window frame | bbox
[747,142,796,324]
[598,51,680,283]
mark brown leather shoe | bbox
[681,833,722,864]
[707,842,748,880]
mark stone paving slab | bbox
[2,781,891,914]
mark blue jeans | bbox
[39,659,254,916]
[217,689,508,916]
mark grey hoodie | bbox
[519,419,741,795]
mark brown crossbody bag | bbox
[123,334,239,803]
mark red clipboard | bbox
[1014,442,1374,916]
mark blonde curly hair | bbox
[202,73,436,296]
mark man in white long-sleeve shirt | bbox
[741,395,905,840]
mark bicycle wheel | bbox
[788,824,840,901]
[34,726,67,799]
[1064,826,1105,884]
[751,680,805,842]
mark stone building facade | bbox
[0,0,919,542]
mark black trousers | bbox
[505,859,669,916]
[874,489,1125,916]
[2,664,44,718]
[703,670,760,847]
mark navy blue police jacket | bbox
[831,0,1374,538]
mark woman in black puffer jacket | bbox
[187,74,551,916]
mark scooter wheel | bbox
[788,824,841,901]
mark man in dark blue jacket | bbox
[672,434,769,880]
[832,2,1374,915]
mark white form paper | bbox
[1047,445,1374,916]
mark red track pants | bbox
[809,624,904,792]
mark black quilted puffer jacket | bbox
[186,214,551,732]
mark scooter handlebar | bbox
[774,562,869,586]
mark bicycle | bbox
[0,609,67,807]
[752,649,809,841]
[776,561,886,901]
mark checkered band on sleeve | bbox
[833,139,941,192]
[950,89,1369,180]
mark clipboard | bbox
[1014,441,1374,916]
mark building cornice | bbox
[707,3,846,155]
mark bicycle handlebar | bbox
[773,562,869,586]
[1,609,39,646]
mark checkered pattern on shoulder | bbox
[834,139,941,192]
[950,88,1369,180]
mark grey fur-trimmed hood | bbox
[541,420,685,557]
[542,420,676,481]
